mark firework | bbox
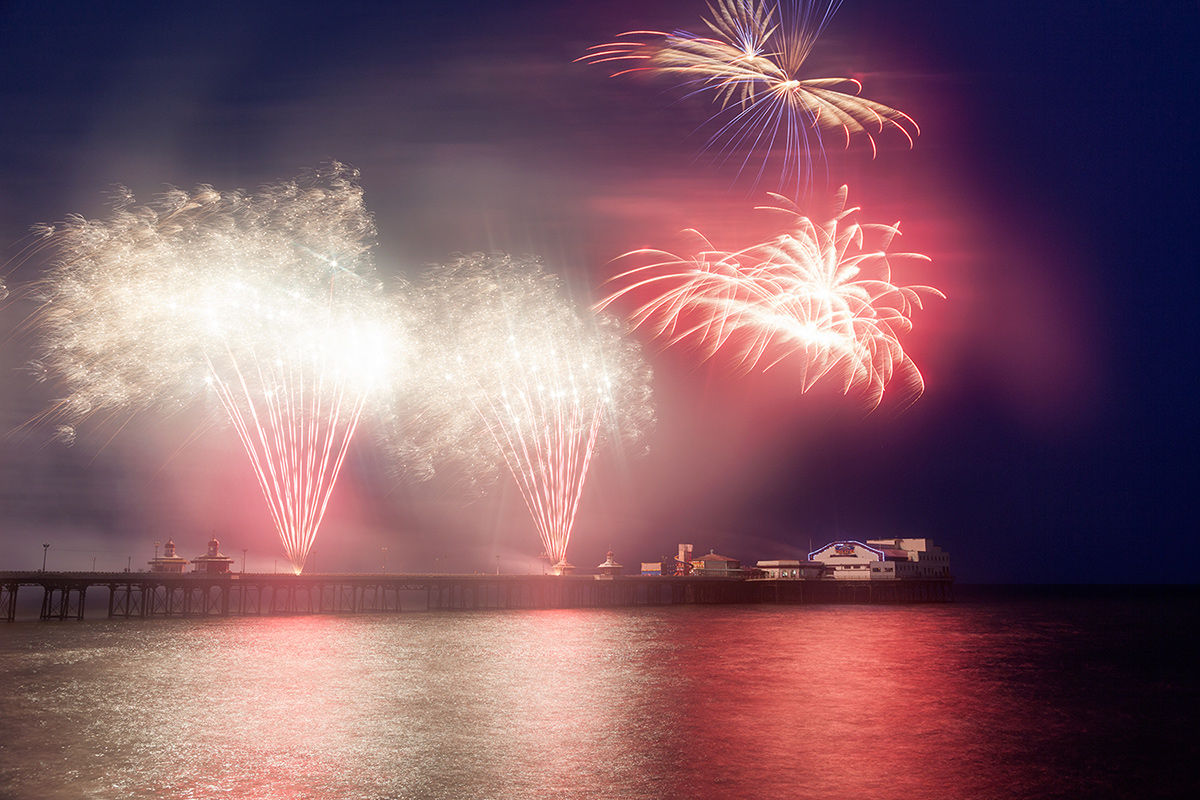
[579,0,918,189]
[29,165,405,573]
[599,186,941,407]
[392,254,653,572]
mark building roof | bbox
[695,552,739,563]
[867,537,933,551]
[809,540,887,560]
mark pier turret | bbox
[596,550,623,577]
[191,538,234,575]
[148,540,188,574]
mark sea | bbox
[0,586,1196,800]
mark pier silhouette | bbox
[1,570,952,621]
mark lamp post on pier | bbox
[41,543,49,572]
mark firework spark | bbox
[599,186,942,408]
[391,254,653,572]
[579,0,918,190]
[29,165,405,573]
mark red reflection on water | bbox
[670,608,984,798]
[175,609,1017,799]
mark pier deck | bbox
[0,571,952,621]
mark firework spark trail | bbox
[599,186,942,408]
[473,345,605,569]
[579,0,918,191]
[203,342,370,573]
[391,255,653,571]
[28,165,404,573]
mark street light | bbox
[495,555,500,575]
[42,543,49,572]
[241,548,247,574]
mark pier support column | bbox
[2,583,17,622]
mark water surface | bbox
[1,588,1196,799]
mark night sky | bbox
[0,0,1196,583]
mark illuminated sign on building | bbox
[809,540,888,561]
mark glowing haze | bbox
[580,0,918,191]
[389,254,654,572]
[600,186,941,408]
[27,164,405,573]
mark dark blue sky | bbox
[1,1,1196,582]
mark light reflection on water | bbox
[0,595,1195,799]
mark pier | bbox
[0,571,952,621]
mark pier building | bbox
[596,551,623,577]
[866,538,952,579]
[808,539,952,581]
[191,538,234,575]
[755,560,824,580]
[641,543,695,576]
[691,550,742,577]
[148,540,189,574]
